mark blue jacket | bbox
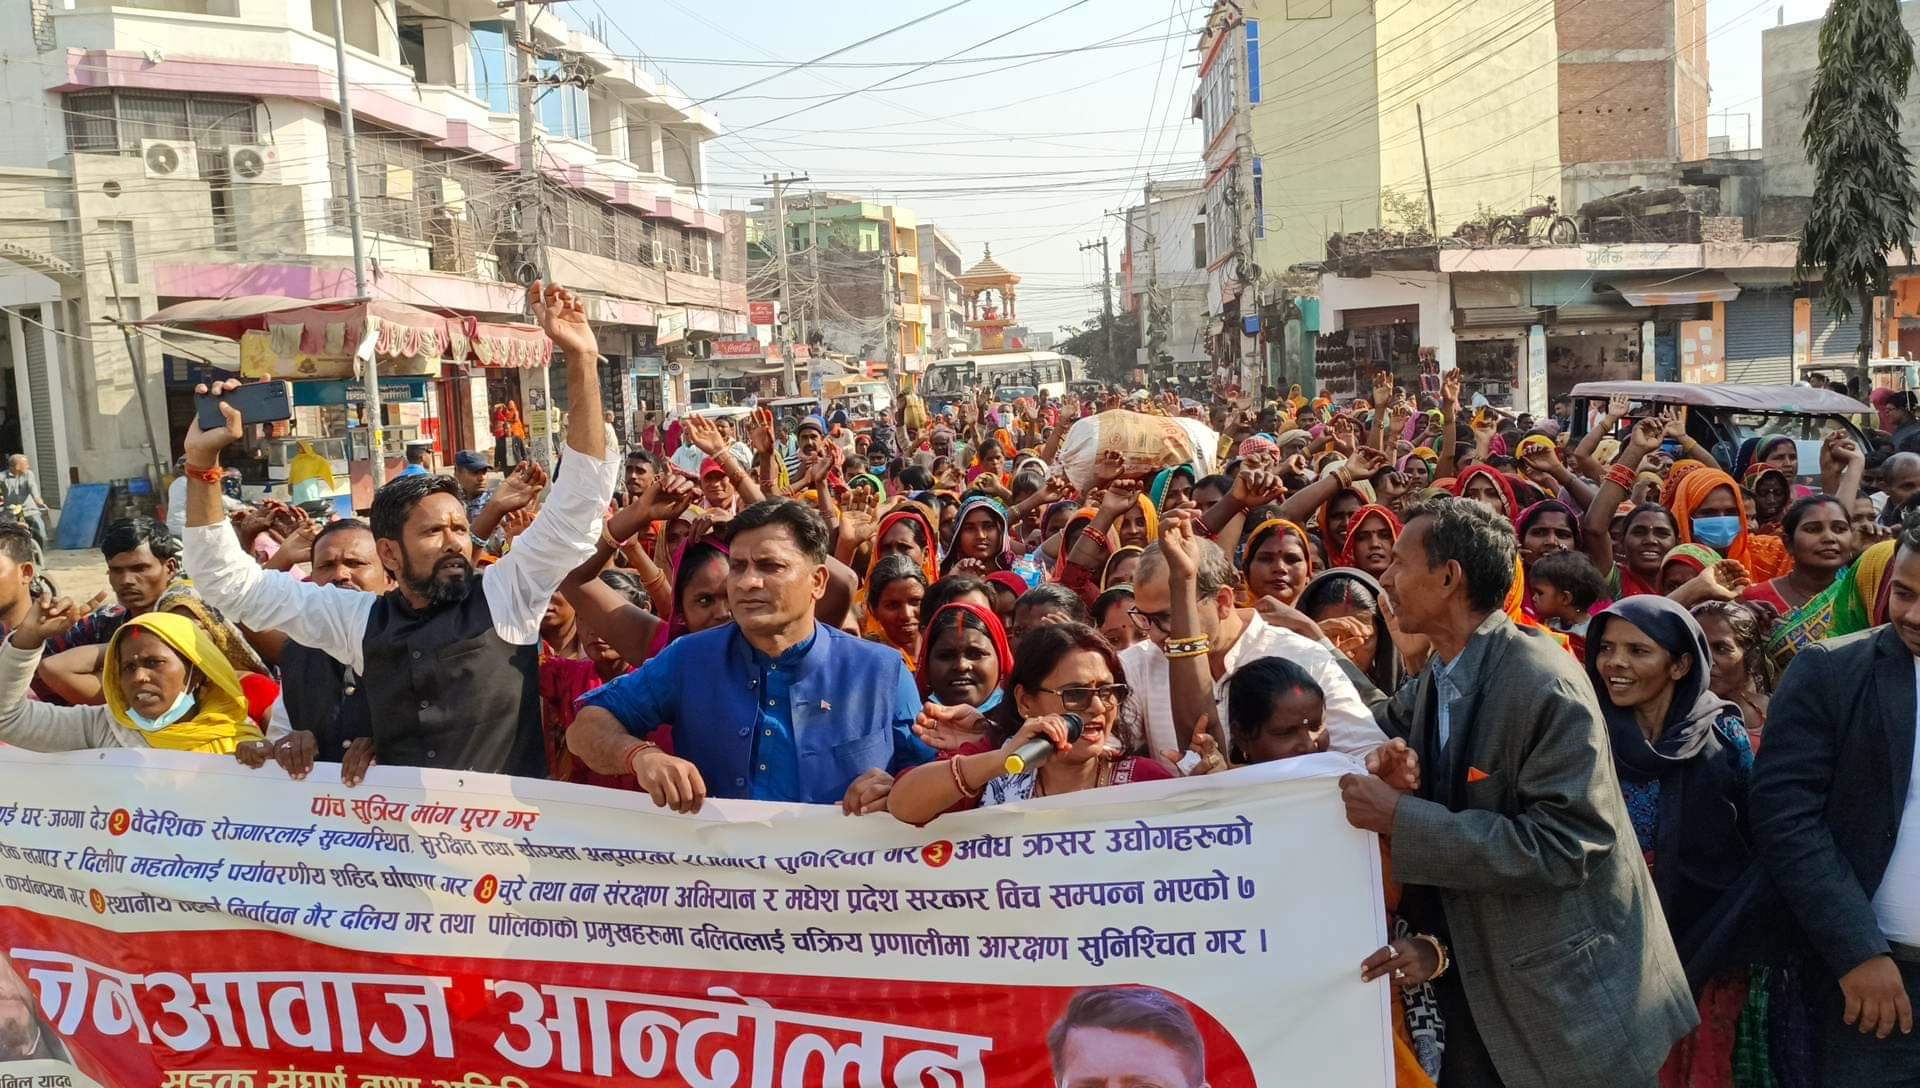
[577,621,932,804]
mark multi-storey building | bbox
[754,194,929,367]
[1123,178,1210,377]
[916,223,968,357]
[0,0,744,504]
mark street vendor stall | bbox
[137,295,551,509]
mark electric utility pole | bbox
[764,174,809,395]
[514,0,556,466]
[1081,237,1115,377]
[331,0,382,484]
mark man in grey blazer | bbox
[1340,497,1695,1087]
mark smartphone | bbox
[197,380,292,431]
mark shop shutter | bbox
[19,307,58,500]
[1724,289,1795,385]
[1811,298,1864,362]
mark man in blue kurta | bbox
[568,499,933,813]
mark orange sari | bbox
[1670,468,1791,582]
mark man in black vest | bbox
[236,518,388,782]
[183,282,617,780]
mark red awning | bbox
[139,295,552,369]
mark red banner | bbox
[748,301,776,326]
[3,909,1253,1086]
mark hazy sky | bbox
[588,0,1840,335]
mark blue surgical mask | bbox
[1691,516,1742,550]
[123,690,196,733]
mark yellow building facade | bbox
[1249,0,1563,272]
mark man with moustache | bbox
[0,957,65,1063]
[237,518,393,784]
[181,282,618,778]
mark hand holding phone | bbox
[196,380,292,432]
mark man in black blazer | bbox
[1753,528,1920,1085]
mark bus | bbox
[922,352,1081,404]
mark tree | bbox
[1058,310,1141,384]
[1795,0,1920,390]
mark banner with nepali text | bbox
[0,747,1393,1087]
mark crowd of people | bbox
[0,282,1914,1086]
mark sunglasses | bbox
[1036,684,1132,714]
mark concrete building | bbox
[0,0,743,507]
[1241,0,1563,272]
[1761,2,1920,238]
[917,223,969,357]
[755,194,929,366]
[1122,178,1210,375]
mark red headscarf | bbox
[1338,505,1403,569]
[1316,487,1369,560]
[916,601,1013,698]
[1451,465,1520,524]
[868,508,940,587]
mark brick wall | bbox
[1557,0,1669,52]
[30,0,55,50]
[1560,62,1673,163]
[1700,216,1745,243]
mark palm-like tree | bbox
[1795,0,1920,389]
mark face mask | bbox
[124,690,196,733]
[1691,516,1742,550]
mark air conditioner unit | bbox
[141,139,199,181]
[648,239,664,266]
[225,144,278,183]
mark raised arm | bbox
[182,383,375,672]
[1366,372,1394,452]
[682,414,764,505]
[1582,416,1663,578]
[1569,394,1630,481]
[1274,447,1389,527]
[0,596,124,751]
[1822,430,1867,509]
[1520,444,1595,510]
[482,283,621,646]
[1436,369,1463,479]
[1199,466,1288,539]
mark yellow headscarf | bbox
[1134,493,1161,543]
[103,612,261,754]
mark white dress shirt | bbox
[1871,659,1920,944]
[1121,612,1386,760]
[183,441,620,675]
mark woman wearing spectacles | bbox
[888,622,1171,823]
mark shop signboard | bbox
[749,300,777,326]
[657,309,689,346]
[711,339,765,359]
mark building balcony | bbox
[42,2,716,220]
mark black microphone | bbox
[1003,714,1084,775]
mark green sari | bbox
[1763,540,1895,675]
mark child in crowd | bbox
[1224,657,1442,1088]
[1527,550,1607,659]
